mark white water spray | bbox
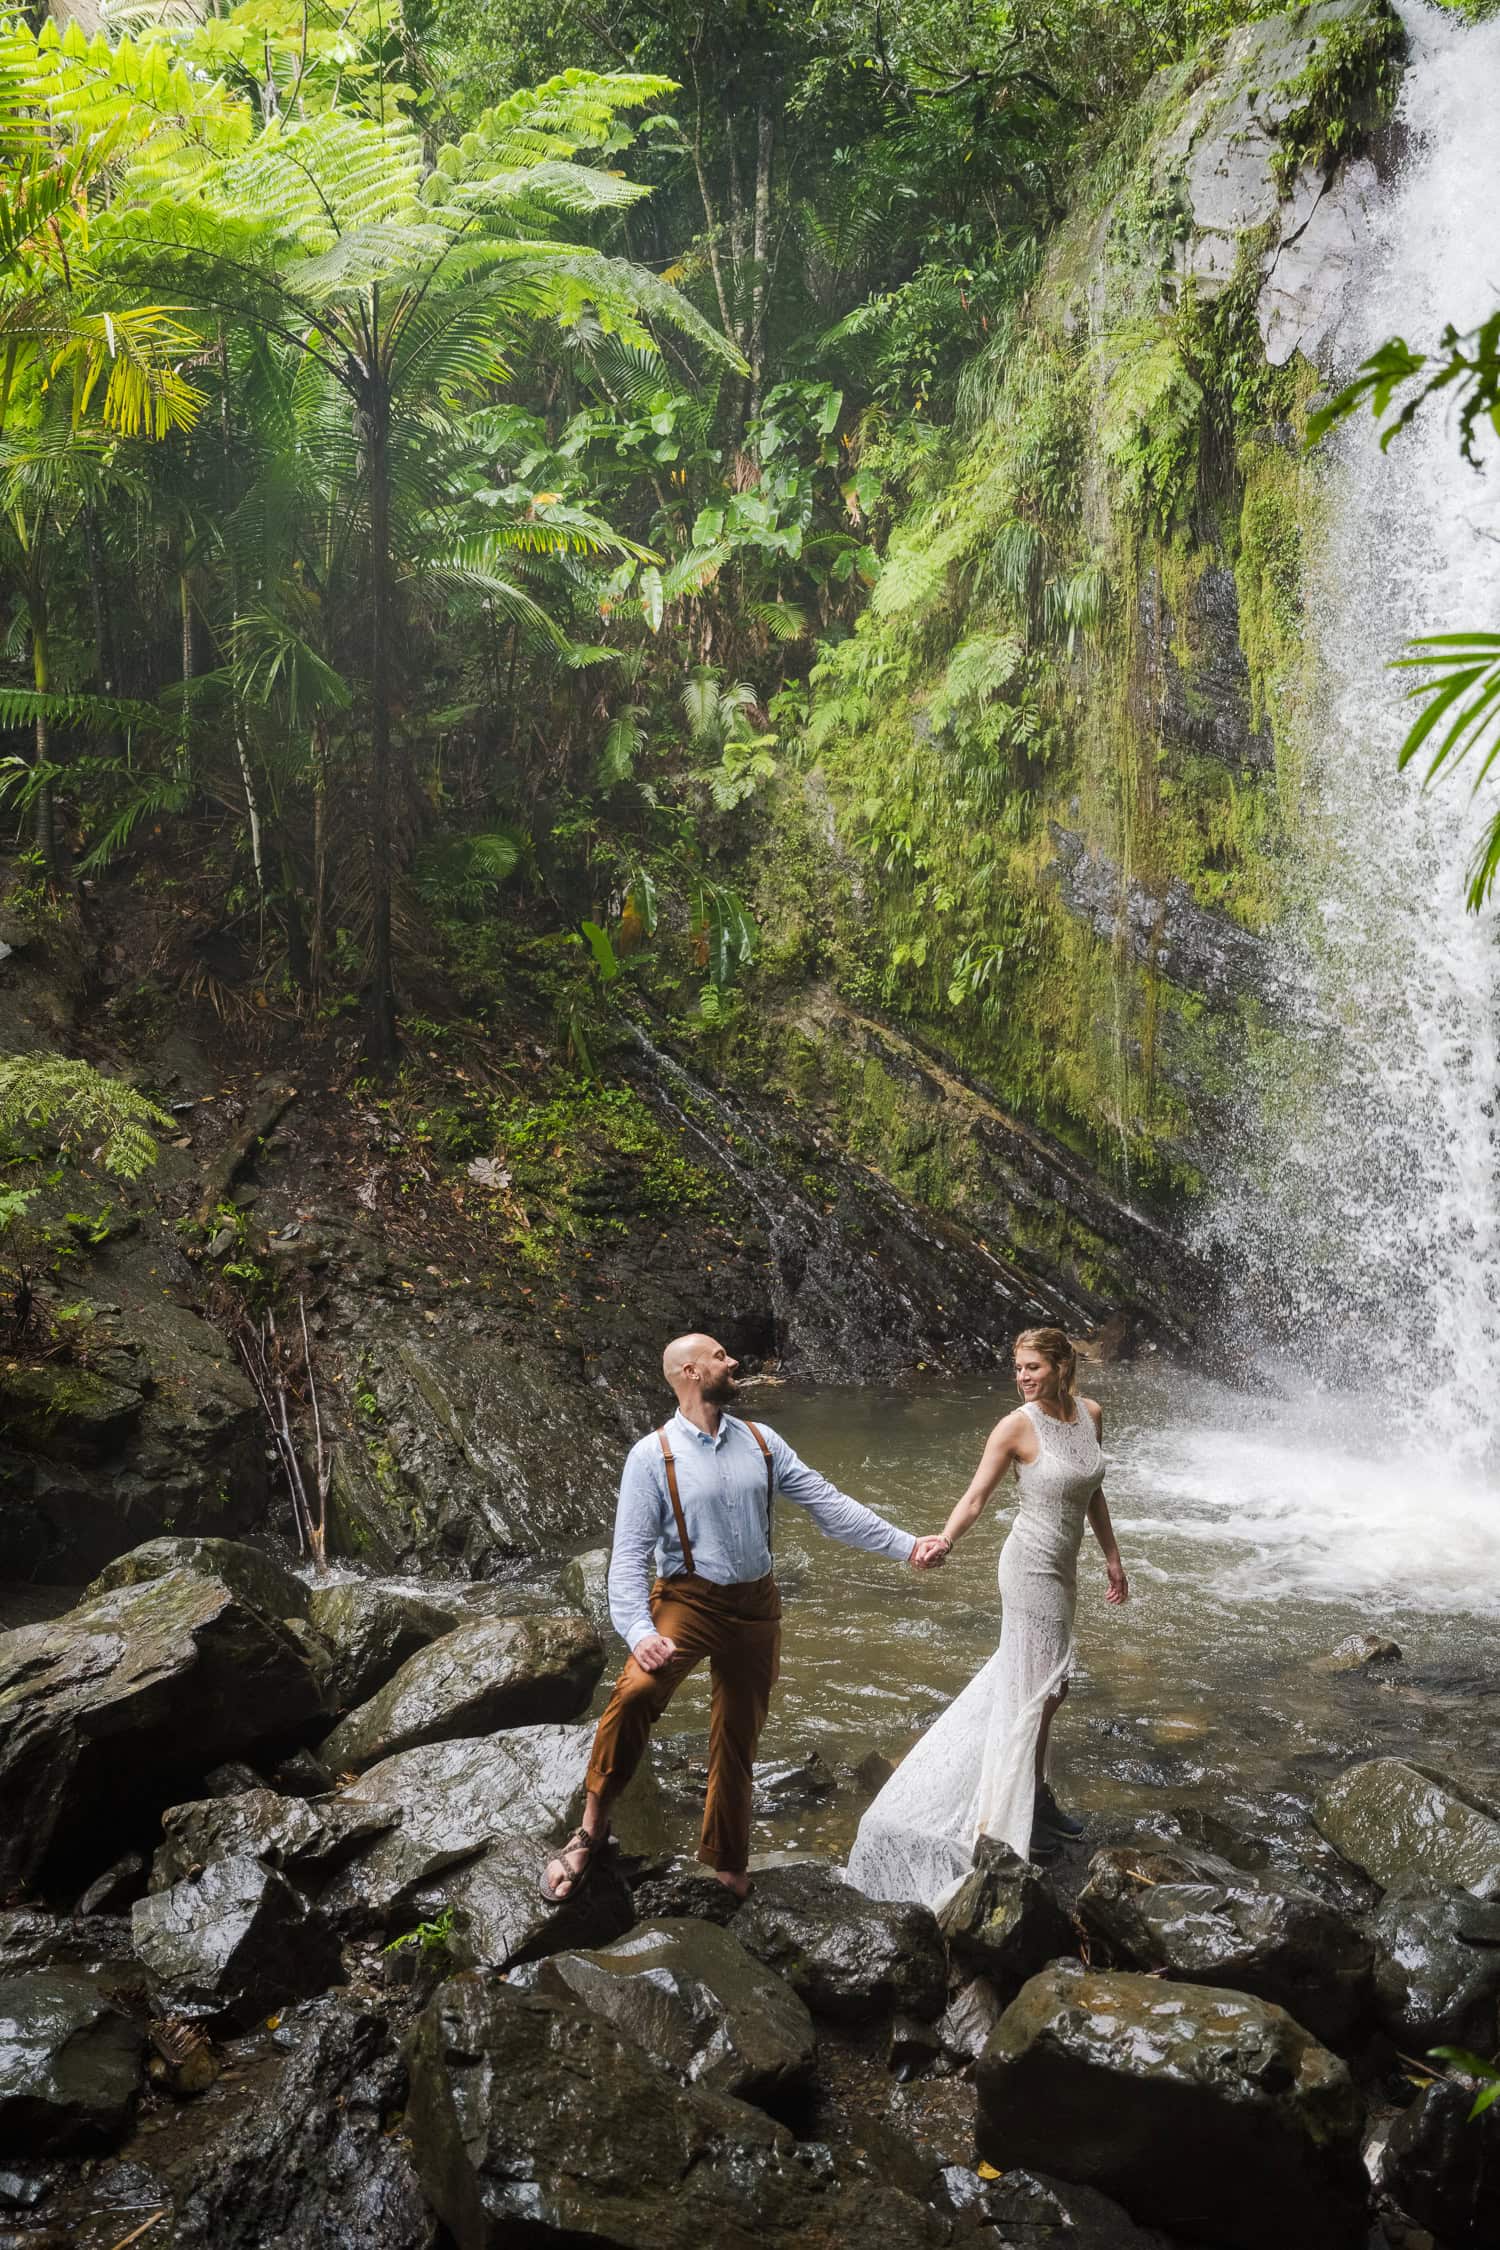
[1217,2,1500,1452]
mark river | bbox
[634,1366,1500,1865]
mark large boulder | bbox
[1076,1842,1372,2046]
[406,1976,946,2250]
[321,1727,594,1929]
[405,1834,635,1973]
[151,1787,399,1894]
[306,1580,458,1709]
[732,1861,946,2024]
[976,1961,1368,2250]
[0,1568,330,1890]
[937,1842,1075,2000]
[1315,1760,1500,1898]
[132,1856,343,2029]
[1371,1889,1500,2052]
[1380,2075,1500,2249]
[0,1969,144,2155]
[521,1920,816,2111]
[319,1614,603,1773]
[87,1536,309,1622]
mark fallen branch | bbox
[107,2213,166,2250]
[194,1076,298,1230]
[235,1293,332,1566]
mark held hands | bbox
[633,1632,678,1672]
[1106,1557,1129,1606]
[909,1535,952,1572]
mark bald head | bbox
[663,1332,740,1411]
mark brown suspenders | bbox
[656,1417,775,1576]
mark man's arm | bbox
[606,1443,665,1652]
[762,1427,918,1563]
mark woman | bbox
[847,1327,1128,1906]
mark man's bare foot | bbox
[714,1869,750,1901]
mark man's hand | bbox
[632,1632,678,1672]
[909,1535,951,1571]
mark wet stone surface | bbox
[132,1856,343,2029]
[936,1841,1076,2001]
[731,1860,947,2025]
[1380,2074,1500,2250]
[1315,1759,1500,1899]
[1076,1839,1374,2048]
[318,1611,602,1773]
[976,1959,1369,2250]
[1369,1887,1500,2052]
[0,1971,144,2157]
[517,1918,816,2111]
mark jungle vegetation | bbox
[0,0,1382,1076]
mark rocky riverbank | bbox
[2,1534,1497,2249]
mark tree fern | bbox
[0,1053,171,1178]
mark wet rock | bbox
[319,1613,603,1773]
[131,1988,437,2250]
[0,1913,133,1976]
[202,1759,268,1797]
[520,1919,815,2110]
[1310,1632,1404,1675]
[0,1970,144,2155]
[1315,1759,1500,1898]
[305,1579,457,1709]
[753,1749,835,1810]
[151,1787,399,1893]
[1077,1841,1373,2046]
[733,1861,946,2024]
[1381,2075,1500,2250]
[937,1976,1003,2068]
[323,1727,595,1930]
[886,2011,940,2081]
[0,1569,330,1890]
[87,1535,309,1621]
[628,1854,744,1927]
[1370,1890,1500,2052]
[74,1853,148,1918]
[0,1279,268,1582]
[560,1547,614,1642]
[854,1749,896,1796]
[1048,825,1271,1010]
[1141,560,1273,775]
[976,1960,1369,2250]
[407,1833,635,1973]
[937,1841,1076,1999]
[270,1746,334,1797]
[132,1856,343,2030]
[406,1975,946,2249]
[940,2162,1173,2248]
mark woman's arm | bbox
[934,1416,1021,1552]
[1082,1399,1129,1605]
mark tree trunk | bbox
[690,75,735,343]
[83,504,124,764]
[749,100,773,424]
[309,719,328,1004]
[364,370,398,1072]
[31,612,61,887]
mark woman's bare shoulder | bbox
[989,1406,1029,1442]
[1080,1395,1103,1429]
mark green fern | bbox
[0,1053,171,1178]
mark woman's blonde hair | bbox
[1013,1326,1077,1403]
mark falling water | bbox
[1192,0,1500,1600]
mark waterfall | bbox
[1212,1,1500,1481]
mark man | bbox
[541,1333,947,1903]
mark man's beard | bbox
[702,1371,739,1405]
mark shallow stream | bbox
[639,1366,1500,1863]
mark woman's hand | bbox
[1105,1557,1129,1606]
[909,1535,951,1571]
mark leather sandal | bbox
[540,1825,603,1904]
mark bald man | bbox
[541,1334,946,1904]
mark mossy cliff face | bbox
[744,0,1400,1242]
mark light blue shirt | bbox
[608,1407,917,1651]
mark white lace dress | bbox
[846,1400,1104,1905]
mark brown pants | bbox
[585,1572,781,1875]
